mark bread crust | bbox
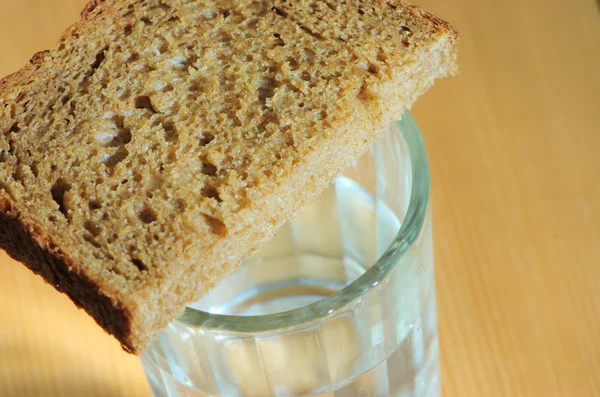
[0,195,133,351]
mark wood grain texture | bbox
[0,0,599,396]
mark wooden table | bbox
[0,1,598,396]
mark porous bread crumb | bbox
[0,0,458,354]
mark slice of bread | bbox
[0,0,458,354]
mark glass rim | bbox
[178,112,430,333]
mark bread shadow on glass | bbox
[0,343,135,397]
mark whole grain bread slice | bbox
[0,0,458,354]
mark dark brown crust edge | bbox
[0,198,133,352]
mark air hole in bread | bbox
[273,33,285,46]
[203,185,222,203]
[203,214,227,236]
[201,162,217,176]
[324,1,336,11]
[357,85,378,103]
[299,25,324,41]
[272,6,288,18]
[286,57,300,71]
[89,199,102,210]
[157,39,169,54]
[51,178,71,218]
[91,47,108,70]
[125,53,139,63]
[259,77,279,106]
[131,258,148,271]
[199,133,214,146]
[84,235,102,249]
[8,123,20,134]
[110,125,132,146]
[132,171,142,183]
[367,63,380,74]
[139,205,158,224]
[84,220,101,237]
[182,55,198,70]
[97,117,132,147]
[162,122,178,142]
[118,127,132,145]
[189,79,204,92]
[135,96,157,113]
[12,166,26,184]
[166,150,177,163]
[103,146,129,170]
[223,109,242,127]
[31,161,39,177]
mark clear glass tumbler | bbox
[141,113,438,397]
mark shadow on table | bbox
[5,380,128,397]
[0,343,142,397]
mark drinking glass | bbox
[141,112,438,397]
